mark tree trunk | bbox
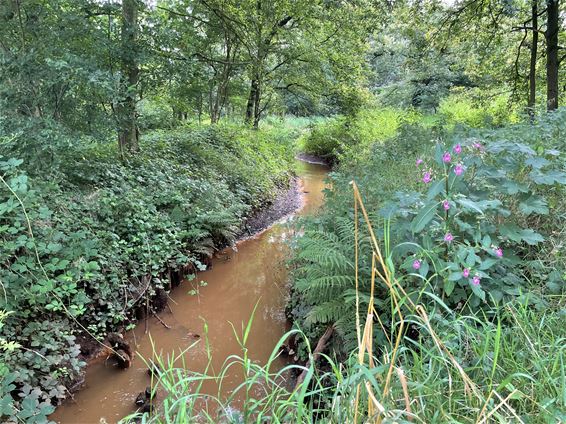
[118,0,140,156]
[245,78,259,124]
[528,0,538,117]
[546,0,559,111]
[252,79,261,129]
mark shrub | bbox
[290,108,566,356]
[300,107,419,163]
[438,89,520,129]
[0,122,296,420]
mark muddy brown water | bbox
[50,160,328,423]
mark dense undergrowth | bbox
[0,122,297,421]
[288,105,566,421]
[118,103,565,423]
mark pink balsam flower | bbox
[412,259,421,270]
[416,158,423,167]
[422,172,432,183]
[463,268,470,278]
[453,144,462,154]
[454,164,464,176]
[444,233,454,243]
[442,152,451,163]
[472,275,481,286]
[494,247,503,258]
[443,200,450,211]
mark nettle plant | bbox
[387,136,565,308]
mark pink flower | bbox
[422,172,432,183]
[472,275,481,286]
[443,200,450,211]
[494,247,503,258]
[454,164,464,176]
[463,268,470,278]
[472,142,483,150]
[416,158,423,167]
[453,144,462,154]
[412,259,421,270]
[444,233,453,243]
[442,152,451,163]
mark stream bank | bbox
[50,159,328,423]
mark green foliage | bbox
[300,107,418,163]
[0,123,295,420]
[438,89,521,129]
[121,293,565,423]
[291,107,566,353]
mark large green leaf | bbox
[530,169,566,185]
[519,195,549,215]
[411,201,439,233]
[500,225,544,245]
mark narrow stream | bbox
[50,160,328,423]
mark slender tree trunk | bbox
[245,77,259,124]
[118,0,140,155]
[528,0,539,117]
[252,79,261,129]
[546,0,559,111]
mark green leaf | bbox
[444,279,456,296]
[479,258,498,270]
[448,272,463,281]
[530,169,566,185]
[525,156,550,169]
[411,201,439,233]
[419,260,429,277]
[500,225,544,245]
[426,179,445,200]
[470,282,486,301]
[500,180,529,195]
[518,195,549,215]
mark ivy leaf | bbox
[519,195,549,215]
[411,201,439,233]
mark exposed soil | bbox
[240,177,303,237]
[295,153,331,166]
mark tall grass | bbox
[122,186,565,423]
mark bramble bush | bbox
[0,122,296,422]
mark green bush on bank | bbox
[299,107,421,163]
[288,108,565,420]
[0,123,295,422]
